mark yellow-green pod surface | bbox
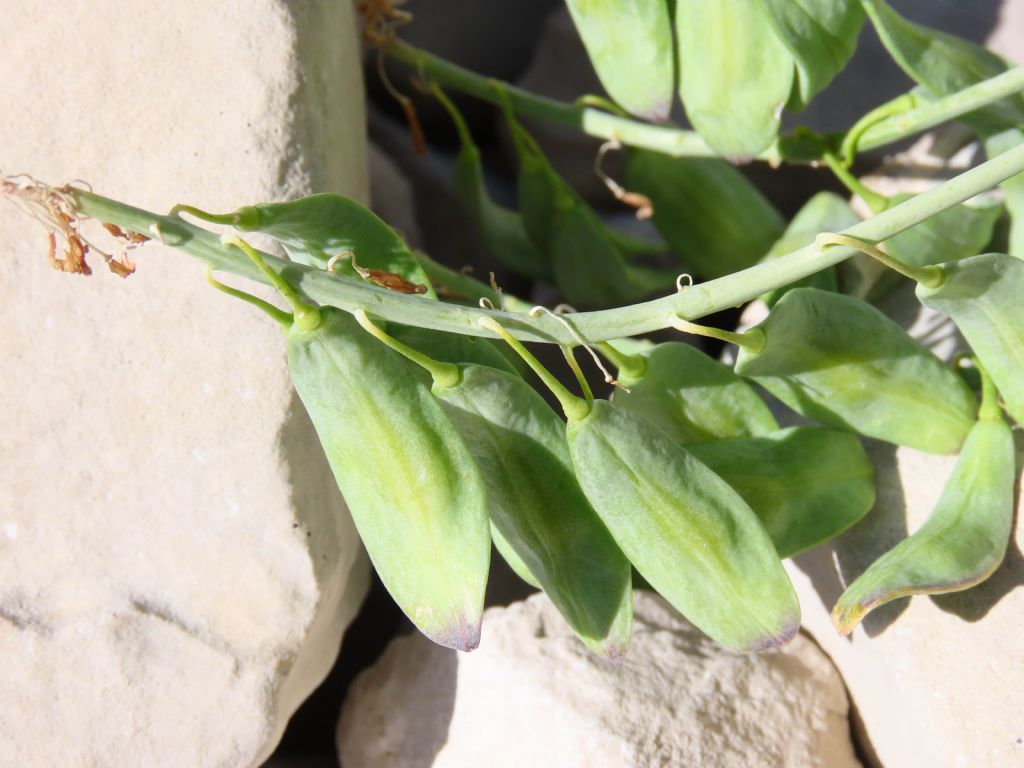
[832,410,1015,635]
[753,0,864,111]
[687,427,876,558]
[676,0,795,158]
[917,253,1024,426]
[735,287,977,454]
[564,0,674,122]
[624,150,785,279]
[567,400,800,651]
[219,194,436,296]
[435,364,633,658]
[612,342,778,443]
[289,309,490,650]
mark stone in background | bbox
[337,592,861,768]
[0,2,369,766]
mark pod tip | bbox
[747,620,801,653]
[428,615,482,652]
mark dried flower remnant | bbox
[1,176,143,277]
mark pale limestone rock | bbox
[337,592,860,768]
[788,439,1024,768]
[0,2,370,766]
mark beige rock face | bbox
[0,2,369,766]
[337,592,860,768]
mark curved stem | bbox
[353,309,461,389]
[672,319,766,353]
[66,138,1024,344]
[383,39,1024,165]
[815,232,945,288]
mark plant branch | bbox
[382,39,1024,165]
[64,139,1024,344]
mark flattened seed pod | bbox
[624,149,785,279]
[687,427,876,558]
[916,253,1024,425]
[357,314,633,658]
[483,319,799,652]
[434,364,633,659]
[734,287,977,454]
[289,311,490,649]
[753,0,864,111]
[676,0,795,158]
[564,0,674,122]
[175,195,436,295]
[567,401,800,651]
[215,239,490,651]
[832,379,1015,635]
[610,342,778,443]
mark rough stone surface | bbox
[0,3,370,766]
[337,592,860,768]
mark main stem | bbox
[69,139,1024,345]
[382,39,1024,164]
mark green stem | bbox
[822,152,891,213]
[561,346,594,401]
[975,357,1002,422]
[383,39,1024,165]
[205,266,292,328]
[383,38,723,160]
[415,251,532,313]
[596,341,646,382]
[672,319,766,353]
[815,232,945,288]
[478,317,589,421]
[222,236,322,330]
[840,93,920,166]
[855,68,1024,154]
[353,309,461,389]
[65,138,1024,343]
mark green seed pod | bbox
[734,287,978,454]
[503,109,674,306]
[434,364,633,659]
[175,195,436,296]
[687,427,876,558]
[916,253,1024,426]
[883,193,1001,269]
[609,342,778,443]
[213,239,490,651]
[434,85,552,281]
[832,392,1015,635]
[290,311,490,649]
[676,0,795,158]
[753,0,865,111]
[481,318,799,652]
[624,149,785,279]
[567,401,801,651]
[564,0,674,122]
[758,192,859,307]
